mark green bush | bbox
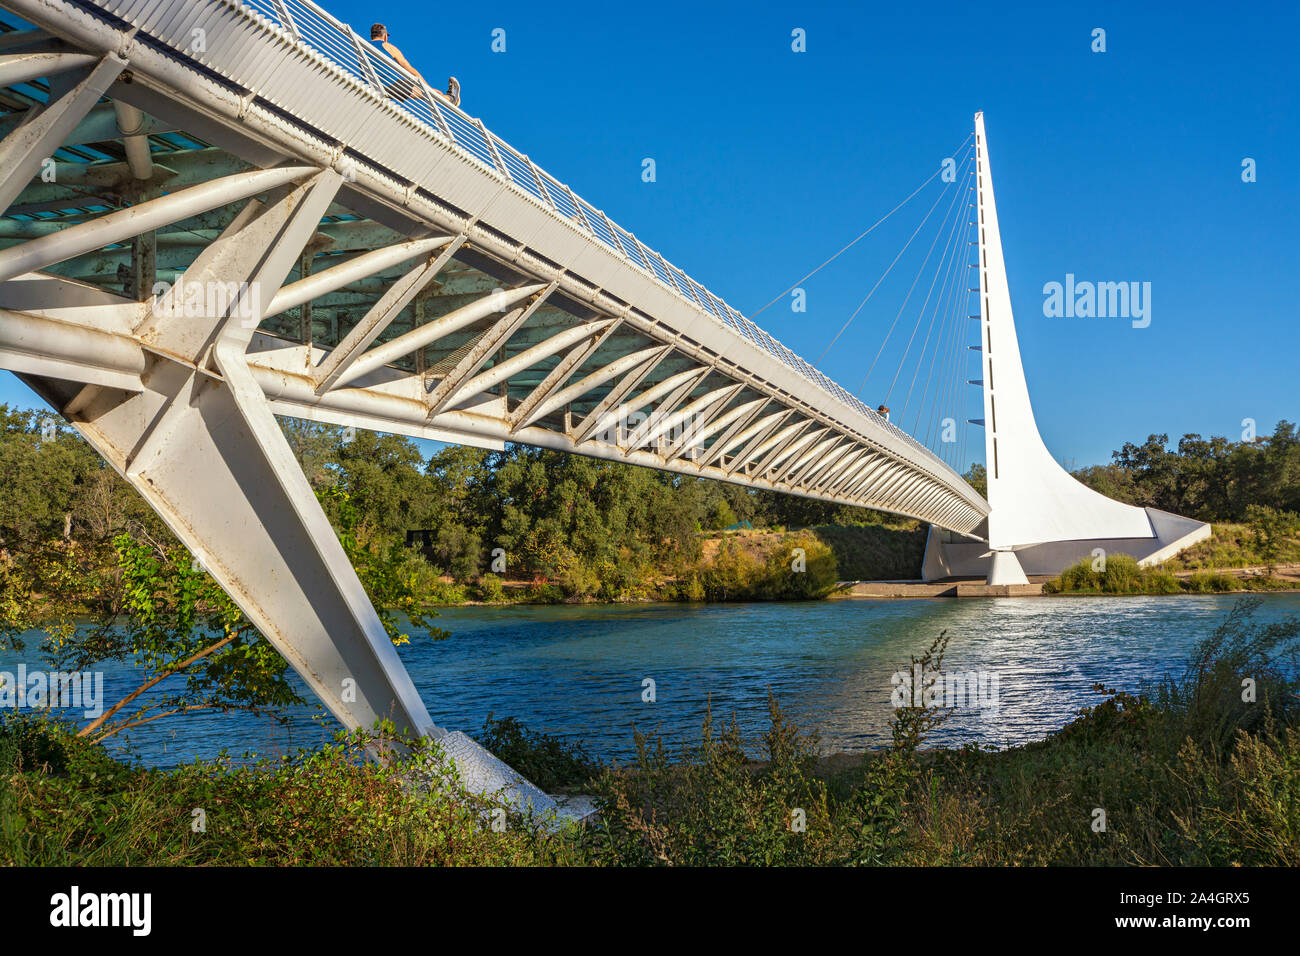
[478,573,505,603]
[422,579,470,605]
[1146,569,1182,594]
[710,500,739,530]
[1100,553,1142,593]
[759,534,838,599]
[0,717,584,866]
[525,579,565,604]
[688,533,838,602]
[1045,554,1227,595]
[475,714,600,792]
[1187,571,1240,593]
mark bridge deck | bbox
[0,0,989,535]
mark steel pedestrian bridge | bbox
[0,0,1206,814]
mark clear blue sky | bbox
[3,0,1295,469]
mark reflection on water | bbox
[6,594,1297,767]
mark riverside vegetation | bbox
[2,404,1297,741]
[4,404,1297,611]
[1,599,1296,866]
[3,404,1300,865]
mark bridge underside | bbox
[0,0,990,815]
[0,9,986,533]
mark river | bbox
[6,593,1298,767]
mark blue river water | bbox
[5,593,1298,768]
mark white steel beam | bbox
[571,346,670,443]
[329,283,546,388]
[621,367,710,452]
[507,317,622,430]
[425,282,556,415]
[518,343,664,430]
[311,238,461,392]
[718,411,798,474]
[438,318,611,414]
[772,432,840,486]
[633,382,742,455]
[0,50,98,87]
[791,439,855,488]
[665,394,762,464]
[40,178,438,752]
[0,165,319,282]
[0,52,125,212]
[266,236,454,319]
[750,423,823,478]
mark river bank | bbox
[411,524,1300,607]
[836,561,1300,600]
[4,597,1297,867]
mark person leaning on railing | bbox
[370,23,460,106]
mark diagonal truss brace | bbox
[0,52,125,212]
[42,172,443,748]
[313,236,462,392]
[508,317,623,431]
[424,281,556,416]
[665,394,765,464]
[571,345,671,444]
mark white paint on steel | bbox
[974,112,1162,550]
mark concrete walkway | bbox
[834,579,1045,599]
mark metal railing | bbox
[240,0,942,465]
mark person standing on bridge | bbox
[370,23,460,107]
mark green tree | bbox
[1246,504,1299,575]
[711,500,739,530]
[279,417,344,489]
[762,534,838,599]
[328,429,433,543]
[35,488,444,744]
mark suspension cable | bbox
[747,133,973,324]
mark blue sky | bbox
[3,0,1296,470]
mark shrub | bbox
[1154,598,1300,753]
[1146,569,1182,594]
[759,534,838,599]
[1187,571,1239,593]
[1099,553,1141,592]
[1047,554,1192,595]
[475,714,600,792]
[423,579,469,605]
[478,573,505,603]
[525,578,565,604]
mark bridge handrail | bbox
[229,0,950,472]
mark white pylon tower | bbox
[923,113,1210,584]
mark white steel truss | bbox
[0,0,999,812]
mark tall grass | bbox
[1044,554,1298,595]
[3,600,1298,866]
[1044,554,1181,594]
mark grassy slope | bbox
[1165,522,1300,571]
[700,522,926,583]
[810,523,926,580]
